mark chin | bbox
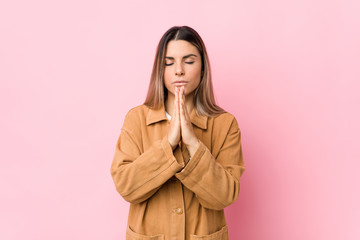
[165,86,196,97]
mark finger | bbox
[171,87,176,122]
[179,87,182,117]
[181,86,190,121]
[179,87,186,123]
[182,86,187,116]
[174,87,178,117]
[176,87,180,120]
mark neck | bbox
[165,91,195,117]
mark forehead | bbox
[165,40,199,56]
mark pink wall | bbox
[1,0,359,239]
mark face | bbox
[163,40,202,97]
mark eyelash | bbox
[165,62,194,66]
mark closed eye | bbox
[165,61,194,66]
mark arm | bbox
[175,117,245,210]
[110,113,184,204]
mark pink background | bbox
[1,0,359,239]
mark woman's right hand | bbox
[167,87,181,150]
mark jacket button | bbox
[174,208,183,215]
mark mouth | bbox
[173,80,188,86]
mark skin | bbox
[164,40,201,157]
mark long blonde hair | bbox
[144,26,225,117]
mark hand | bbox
[179,86,200,156]
[167,87,181,150]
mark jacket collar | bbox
[146,104,208,130]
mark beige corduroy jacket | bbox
[110,104,245,240]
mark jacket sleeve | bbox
[110,113,185,204]
[175,117,245,210]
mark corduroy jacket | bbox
[110,104,245,240]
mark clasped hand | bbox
[167,86,200,157]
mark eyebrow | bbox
[165,54,198,60]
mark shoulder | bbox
[125,104,149,119]
[206,111,241,152]
[211,111,239,132]
[122,104,150,131]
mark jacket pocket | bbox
[126,225,164,240]
[190,225,228,240]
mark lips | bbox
[173,80,188,84]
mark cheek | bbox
[163,70,173,92]
[189,66,202,82]
[189,63,202,76]
[164,67,174,80]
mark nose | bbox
[175,63,184,76]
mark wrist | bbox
[169,141,177,151]
[187,139,200,157]
[167,137,177,151]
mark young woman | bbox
[110,26,245,240]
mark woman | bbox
[110,26,245,240]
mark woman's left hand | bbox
[179,86,200,157]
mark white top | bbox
[165,111,171,120]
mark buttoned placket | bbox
[169,143,186,240]
[162,119,185,239]
[154,107,209,239]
